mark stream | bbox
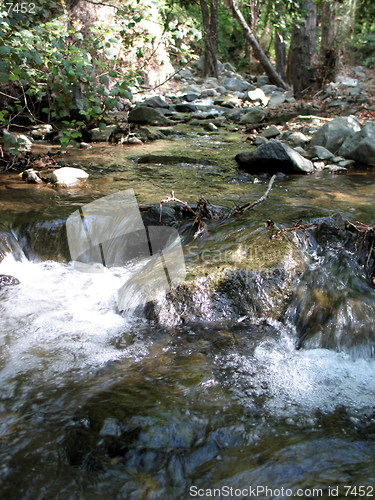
[0,132,374,499]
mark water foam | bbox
[223,330,375,417]
[0,255,147,382]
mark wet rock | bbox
[205,122,218,132]
[21,168,42,184]
[293,146,309,157]
[239,107,267,124]
[289,214,375,357]
[235,140,314,175]
[338,123,375,166]
[222,78,251,92]
[50,167,89,185]
[150,229,305,326]
[128,106,172,126]
[0,231,24,262]
[310,116,361,154]
[0,274,20,288]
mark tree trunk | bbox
[200,0,219,78]
[225,0,290,90]
[275,2,286,81]
[275,32,286,82]
[320,0,339,82]
[287,0,317,96]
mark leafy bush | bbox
[0,1,136,148]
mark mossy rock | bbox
[149,229,305,326]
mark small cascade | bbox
[287,215,375,359]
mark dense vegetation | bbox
[0,0,373,149]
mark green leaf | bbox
[0,46,11,54]
[108,69,118,78]
[34,53,43,65]
[99,74,109,85]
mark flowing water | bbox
[0,135,374,499]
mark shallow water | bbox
[0,134,374,499]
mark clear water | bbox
[0,137,374,499]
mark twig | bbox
[159,190,197,221]
[230,174,276,216]
[270,221,317,246]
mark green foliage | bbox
[351,0,375,67]
[0,0,140,149]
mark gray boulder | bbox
[90,125,117,142]
[260,125,281,139]
[222,77,251,92]
[235,140,314,174]
[338,123,375,166]
[128,106,172,126]
[310,116,361,153]
[267,92,287,107]
[143,96,170,109]
[283,131,309,148]
[310,145,335,161]
[240,107,267,124]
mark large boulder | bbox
[310,116,361,153]
[338,123,375,166]
[149,228,305,326]
[128,106,172,126]
[235,140,314,174]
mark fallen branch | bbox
[229,174,276,217]
[160,190,197,221]
[269,220,317,246]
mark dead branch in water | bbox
[228,174,276,217]
[159,175,277,239]
[268,220,317,246]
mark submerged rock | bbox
[235,140,314,175]
[288,214,375,358]
[149,228,305,326]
